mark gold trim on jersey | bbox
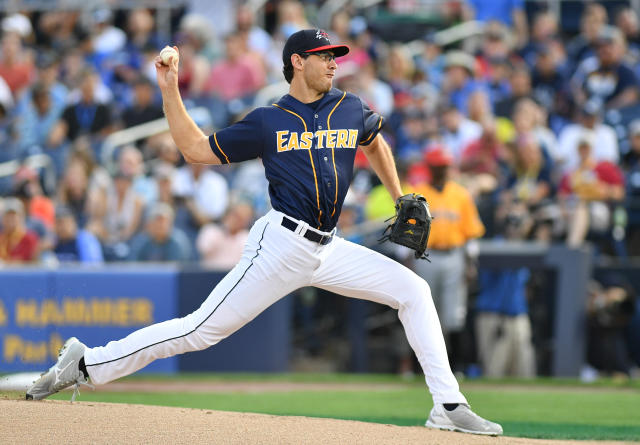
[213,133,230,163]
[360,116,383,145]
[327,91,346,217]
[273,104,321,227]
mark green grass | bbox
[40,376,640,441]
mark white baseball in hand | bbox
[160,46,177,65]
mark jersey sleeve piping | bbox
[360,115,384,145]
[209,133,230,164]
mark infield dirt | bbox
[1,399,633,445]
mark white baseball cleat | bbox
[26,337,93,402]
[426,403,503,436]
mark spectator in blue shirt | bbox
[53,206,104,263]
[129,202,192,262]
[475,206,536,377]
[573,26,640,110]
[463,0,528,48]
[442,51,487,116]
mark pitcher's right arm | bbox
[155,47,220,165]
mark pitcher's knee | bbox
[399,273,432,306]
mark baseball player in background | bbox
[27,29,502,436]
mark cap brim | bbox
[305,44,350,57]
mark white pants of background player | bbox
[85,209,467,404]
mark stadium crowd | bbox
[0,0,638,378]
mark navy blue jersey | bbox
[209,88,384,231]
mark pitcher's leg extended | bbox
[310,237,465,404]
[310,237,502,435]
[84,220,310,384]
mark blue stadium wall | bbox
[0,266,292,374]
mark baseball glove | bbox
[380,193,433,260]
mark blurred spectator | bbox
[13,165,55,231]
[586,277,636,376]
[482,56,511,107]
[572,26,639,110]
[475,205,536,378]
[16,82,64,156]
[52,205,103,263]
[196,201,253,269]
[29,52,68,109]
[55,153,103,229]
[125,8,160,55]
[276,0,311,40]
[520,11,560,67]
[394,108,429,162]
[172,163,229,227]
[49,68,113,147]
[175,38,212,100]
[94,170,144,260]
[467,89,492,124]
[112,8,162,89]
[494,64,532,118]
[414,34,445,90]
[0,73,12,116]
[497,134,554,241]
[118,145,157,205]
[354,61,394,118]
[152,163,176,207]
[623,119,640,169]
[0,198,39,263]
[476,21,520,81]
[203,31,265,102]
[557,102,619,173]
[384,44,417,94]
[236,4,280,80]
[145,132,182,171]
[459,117,504,197]
[559,137,625,247]
[2,13,33,41]
[129,202,192,262]
[440,103,482,162]
[329,11,370,74]
[530,42,569,115]
[236,4,272,55]
[91,8,126,55]
[0,32,35,97]
[413,148,485,369]
[121,75,163,128]
[35,11,81,51]
[511,98,558,163]
[622,120,640,208]
[442,50,486,115]
[229,159,271,218]
[178,13,220,62]
[567,3,608,67]
[615,6,640,56]
[463,0,528,48]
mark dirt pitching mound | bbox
[0,399,631,445]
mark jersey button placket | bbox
[313,113,326,227]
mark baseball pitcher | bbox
[27,29,502,436]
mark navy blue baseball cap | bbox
[282,29,350,65]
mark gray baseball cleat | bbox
[425,403,503,436]
[26,337,93,402]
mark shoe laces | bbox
[71,379,94,403]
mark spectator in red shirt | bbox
[0,33,34,97]
[0,198,39,263]
[203,32,265,101]
[559,137,625,247]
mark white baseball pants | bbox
[84,209,467,404]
